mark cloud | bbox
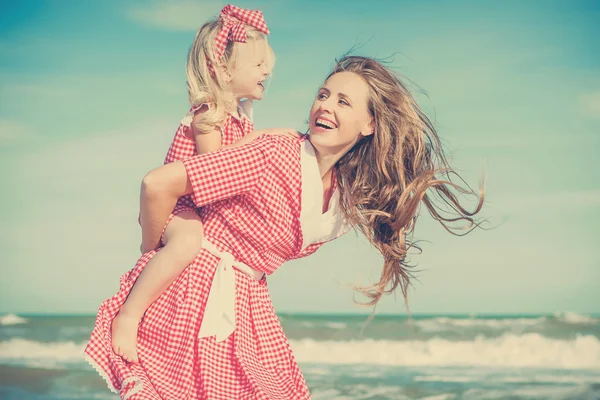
[493,190,600,216]
[2,120,176,312]
[579,92,600,118]
[0,119,32,143]
[453,136,534,150]
[3,119,596,314]
[0,71,184,142]
[126,0,224,31]
[534,190,600,208]
[1,72,181,100]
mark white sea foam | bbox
[420,395,458,400]
[414,316,545,332]
[2,334,600,369]
[0,338,85,368]
[500,374,600,384]
[508,385,591,399]
[312,385,454,400]
[0,313,28,326]
[324,322,347,329]
[300,321,347,330]
[289,333,600,369]
[554,311,598,325]
[412,312,599,333]
[415,373,600,385]
[415,375,478,382]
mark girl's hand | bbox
[252,128,304,140]
[224,128,304,151]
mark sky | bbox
[0,0,598,315]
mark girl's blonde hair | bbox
[186,19,275,134]
[330,56,485,310]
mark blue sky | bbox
[1,0,598,315]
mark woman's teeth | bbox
[316,118,336,129]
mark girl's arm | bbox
[193,129,222,155]
[140,137,273,252]
[191,105,223,155]
[140,161,191,253]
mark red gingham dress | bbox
[163,101,254,216]
[85,131,349,399]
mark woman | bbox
[86,56,483,400]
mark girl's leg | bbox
[111,210,204,363]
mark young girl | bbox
[109,4,285,365]
[86,55,484,399]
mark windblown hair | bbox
[330,56,484,309]
[186,19,275,134]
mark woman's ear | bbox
[361,118,375,137]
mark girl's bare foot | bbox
[111,311,141,363]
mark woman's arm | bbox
[140,136,274,252]
[139,161,192,253]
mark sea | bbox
[0,312,599,400]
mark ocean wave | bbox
[289,334,600,369]
[300,321,347,329]
[414,316,546,332]
[462,385,595,400]
[553,311,598,325]
[2,334,599,369]
[325,322,347,330]
[0,314,28,326]
[0,339,85,369]
[414,374,600,384]
[412,312,599,333]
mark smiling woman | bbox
[322,57,485,307]
[83,55,484,400]
[310,71,375,153]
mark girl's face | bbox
[228,39,269,101]
[308,71,374,156]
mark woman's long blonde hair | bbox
[331,56,485,309]
[186,19,275,134]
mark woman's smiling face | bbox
[308,71,374,155]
